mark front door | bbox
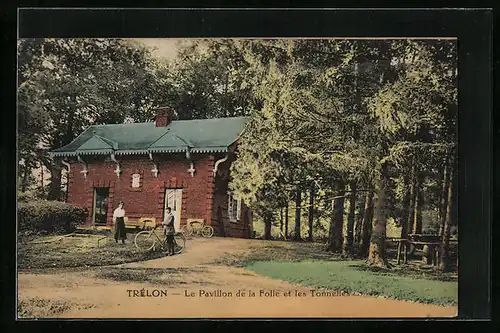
[164,188,182,231]
[93,187,109,225]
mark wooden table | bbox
[392,234,458,266]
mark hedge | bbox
[18,200,88,234]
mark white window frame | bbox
[228,192,241,222]
[131,173,141,188]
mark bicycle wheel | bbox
[201,225,214,238]
[134,231,156,250]
[181,225,194,237]
[173,233,186,254]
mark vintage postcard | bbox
[17,35,460,319]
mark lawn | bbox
[17,232,165,270]
[215,240,458,306]
[245,260,458,306]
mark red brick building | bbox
[50,108,253,238]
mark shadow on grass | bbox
[213,241,343,267]
[348,262,458,282]
[93,267,206,285]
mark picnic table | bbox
[390,234,458,266]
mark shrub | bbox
[17,190,42,202]
[18,200,88,235]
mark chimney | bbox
[154,107,176,127]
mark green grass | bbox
[17,233,166,270]
[244,260,458,306]
[213,240,457,305]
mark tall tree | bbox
[439,157,450,237]
[359,191,374,257]
[343,181,358,256]
[293,187,302,241]
[439,152,456,271]
[412,172,424,234]
[353,191,366,251]
[285,203,289,238]
[326,181,346,253]
[368,160,391,267]
[400,173,411,239]
[307,181,315,241]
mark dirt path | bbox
[18,237,457,318]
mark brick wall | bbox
[67,154,215,230]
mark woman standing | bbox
[113,201,127,244]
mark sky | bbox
[129,38,201,61]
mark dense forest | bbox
[18,38,457,271]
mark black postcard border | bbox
[4,7,493,326]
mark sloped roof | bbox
[51,117,249,157]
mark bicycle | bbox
[181,220,214,238]
[134,224,186,254]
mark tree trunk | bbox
[293,187,302,241]
[439,154,455,271]
[49,96,76,201]
[263,213,272,240]
[326,181,345,253]
[47,163,62,201]
[359,191,374,257]
[307,181,315,241]
[408,162,417,236]
[284,203,289,238]
[354,192,366,251]
[412,173,424,234]
[40,163,44,193]
[439,161,450,237]
[279,208,284,233]
[21,161,30,192]
[343,182,357,256]
[400,173,411,239]
[217,206,226,237]
[243,208,250,239]
[368,162,391,268]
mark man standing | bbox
[162,207,176,255]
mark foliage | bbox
[226,39,457,264]
[164,39,258,119]
[17,200,88,234]
[18,38,174,197]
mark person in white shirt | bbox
[113,201,127,244]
